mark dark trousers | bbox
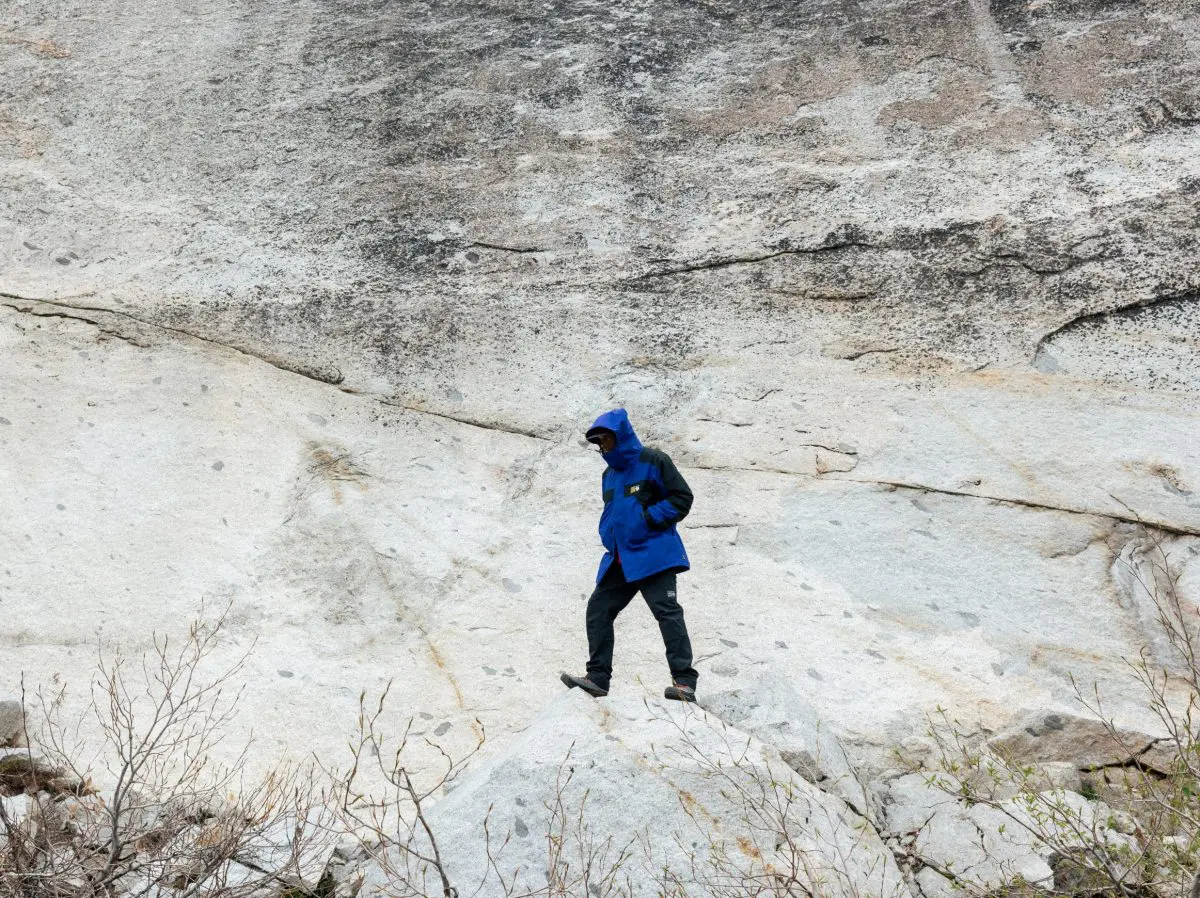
[585,560,698,692]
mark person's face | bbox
[595,432,617,453]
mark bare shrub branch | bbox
[332,681,482,898]
[2,606,337,898]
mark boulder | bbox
[700,669,875,820]
[0,748,76,796]
[219,859,282,896]
[232,809,339,892]
[0,793,30,825]
[935,752,1084,803]
[363,691,912,898]
[880,772,963,836]
[1026,762,1085,795]
[0,694,23,747]
[915,866,955,898]
[124,857,276,898]
[988,713,1158,770]
[59,793,108,840]
[913,799,1052,896]
[1138,738,1183,776]
[326,843,371,898]
[905,784,1138,897]
[884,772,1052,893]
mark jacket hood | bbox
[587,408,643,470]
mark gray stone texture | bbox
[364,690,912,898]
[1,0,1198,865]
[0,695,24,747]
[1,0,1197,414]
[988,711,1157,769]
[700,668,875,820]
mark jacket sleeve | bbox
[645,451,693,529]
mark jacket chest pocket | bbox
[615,480,658,545]
[622,480,659,505]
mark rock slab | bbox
[700,668,875,820]
[0,694,24,747]
[363,691,912,898]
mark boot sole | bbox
[560,672,608,697]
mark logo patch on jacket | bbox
[625,484,641,495]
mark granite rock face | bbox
[881,773,1140,897]
[363,690,911,898]
[699,669,875,820]
[987,711,1158,770]
[3,0,1199,410]
[1,0,1199,815]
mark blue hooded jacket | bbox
[586,409,693,583]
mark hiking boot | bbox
[664,682,696,702]
[560,672,608,697]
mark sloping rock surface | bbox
[882,774,1138,898]
[1,0,1198,792]
[364,690,911,898]
[700,668,875,819]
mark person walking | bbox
[561,408,699,702]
